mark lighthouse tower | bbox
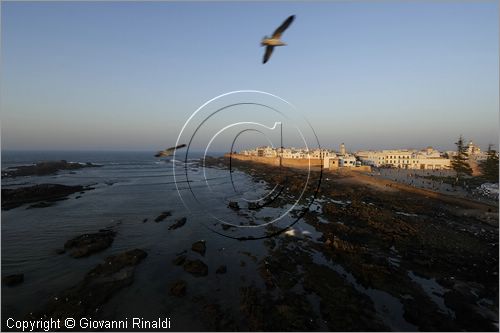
[340,143,346,156]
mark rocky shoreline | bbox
[200,156,499,331]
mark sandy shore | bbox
[334,169,497,212]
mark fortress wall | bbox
[225,154,372,172]
[226,154,323,169]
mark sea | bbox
[1,150,291,329]
[1,150,424,331]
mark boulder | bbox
[154,211,171,222]
[64,230,116,258]
[183,259,208,277]
[172,255,187,266]
[247,202,261,210]
[216,265,227,274]
[169,217,187,230]
[192,240,206,256]
[170,280,187,297]
[228,201,240,210]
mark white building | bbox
[355,147,451,170]
[338,154,357,167]
[310,148,334,159]
[356,149,413,168]
[238,145,368,170]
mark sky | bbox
[1,1,498,152]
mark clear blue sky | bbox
[1,1,498,152]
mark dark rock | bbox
[239,286,319,331]
[221,224,232,230]
[302,264,387,331]
[228,201,240,210]
[169,217,187,230]
[2,184,93,210]
[64,230,116,258]
[324,236,357,252]
[444,288,497,331]
[247,202,261,210]
[142,218,148,223]
[240,251,258,263]
[55,249,66,255]
[154,211,171,222]
[172,255,187,266]
[191,240,206,256]
[258,263,274,289]
[28,249,147,321]
[2,274,24,286]
[216,265,227,274]
[2,160,100,178]
[201,303,238,331]
[183,259,208,277]
[88,249,147,275]
[27,201,54,209]
[170,280,187,297]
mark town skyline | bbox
[237,140,489,171]
[236,139,491,153]
[1,137,495,154]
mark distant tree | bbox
[479,144,499,182]
[451,135,472,180]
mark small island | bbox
[1,184,95,210]
[2,160,101,178]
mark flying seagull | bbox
[261,15,295,64]
[154,144,187,158]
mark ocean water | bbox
[1,151,430,331]
[1,151,285,329]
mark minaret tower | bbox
[340,143,346,156]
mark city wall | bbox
[226,154,371,172]
[226,154,322,169]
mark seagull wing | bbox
[272,15,295,39]
[154,144,187,158]
[263,46,274,64]
[155,149,173,158]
